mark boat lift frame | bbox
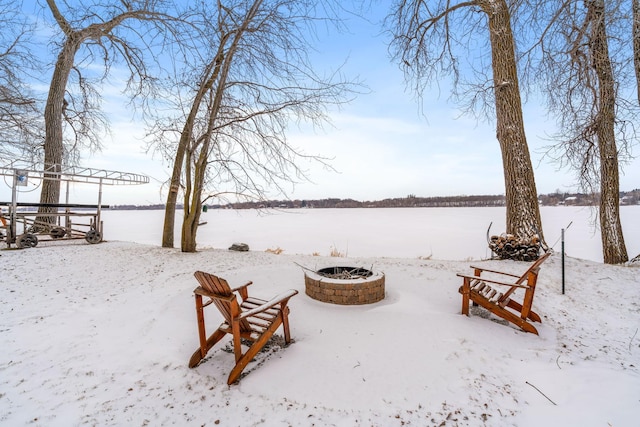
[1,159,149,249]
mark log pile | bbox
[488,233,541,261]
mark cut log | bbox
[488,233,541,261]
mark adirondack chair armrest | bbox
[456,274,529,289]
[468,266,520,278]
[194,286,236,302]
[230,281,253,293]
[238,289,299,319]
[230,281,253,300]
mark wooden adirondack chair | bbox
[189,271,298,384]
[457,252,551,335]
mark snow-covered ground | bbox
[2,219,639,426]
[0,241,640,426]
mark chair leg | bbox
[460,279,470,316]
[517,321,539,335]
[189,293,227,368]
[227,317,284,385]
[188,329,226,368]
[505,300,542,323]
[281,306,292,344]
[486,303,539,335]
[466,294,539,335]
[195,295,207,355]
[232,321,242,363]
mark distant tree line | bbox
[231,195,508,209]
[539,190,640,206]
[110,189,639,210]
[111,204,170,210]
[225,190,638,209]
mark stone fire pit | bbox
[304,266,385,305]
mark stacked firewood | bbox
[488,234,541,261]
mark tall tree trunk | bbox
[38,37,80,226]
[633,0,640,104]
[480,0,545,243]
[181,146,207,252]
[161,124,191,248]
[588,0,628,263]
[39,0,135,228]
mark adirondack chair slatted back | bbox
[497,252,550,303]
[482,252,551,307]
[515,252,551,285]
[193,271,252,332]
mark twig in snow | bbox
[293,262,316,274]
[525,381,557,406]
[556,354,562,369]
[630,328,638,352]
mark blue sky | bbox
[2,2,638,206]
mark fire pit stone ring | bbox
[304,266,385,305]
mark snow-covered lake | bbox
[100,206,640,263]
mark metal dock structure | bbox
[1,160,149,249]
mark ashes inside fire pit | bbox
[304,266,385,305]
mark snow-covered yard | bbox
[1,241,639,426]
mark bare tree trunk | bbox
[161,162,181,247]
[38,37,80,226]
[634,0,640,104]
[588,0,628,263]
[161,121,191,248]
[181,146,208,252]
[38,0,80,225]
[480,0,544,243]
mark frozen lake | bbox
[100,206,640,263]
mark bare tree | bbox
[0,0,42,159]
[37,0,174,223]
[587,0,628,264]
[153,0,359,251]
[387,0,545,245]
[533,0,634,263]
[634,0,640,104]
